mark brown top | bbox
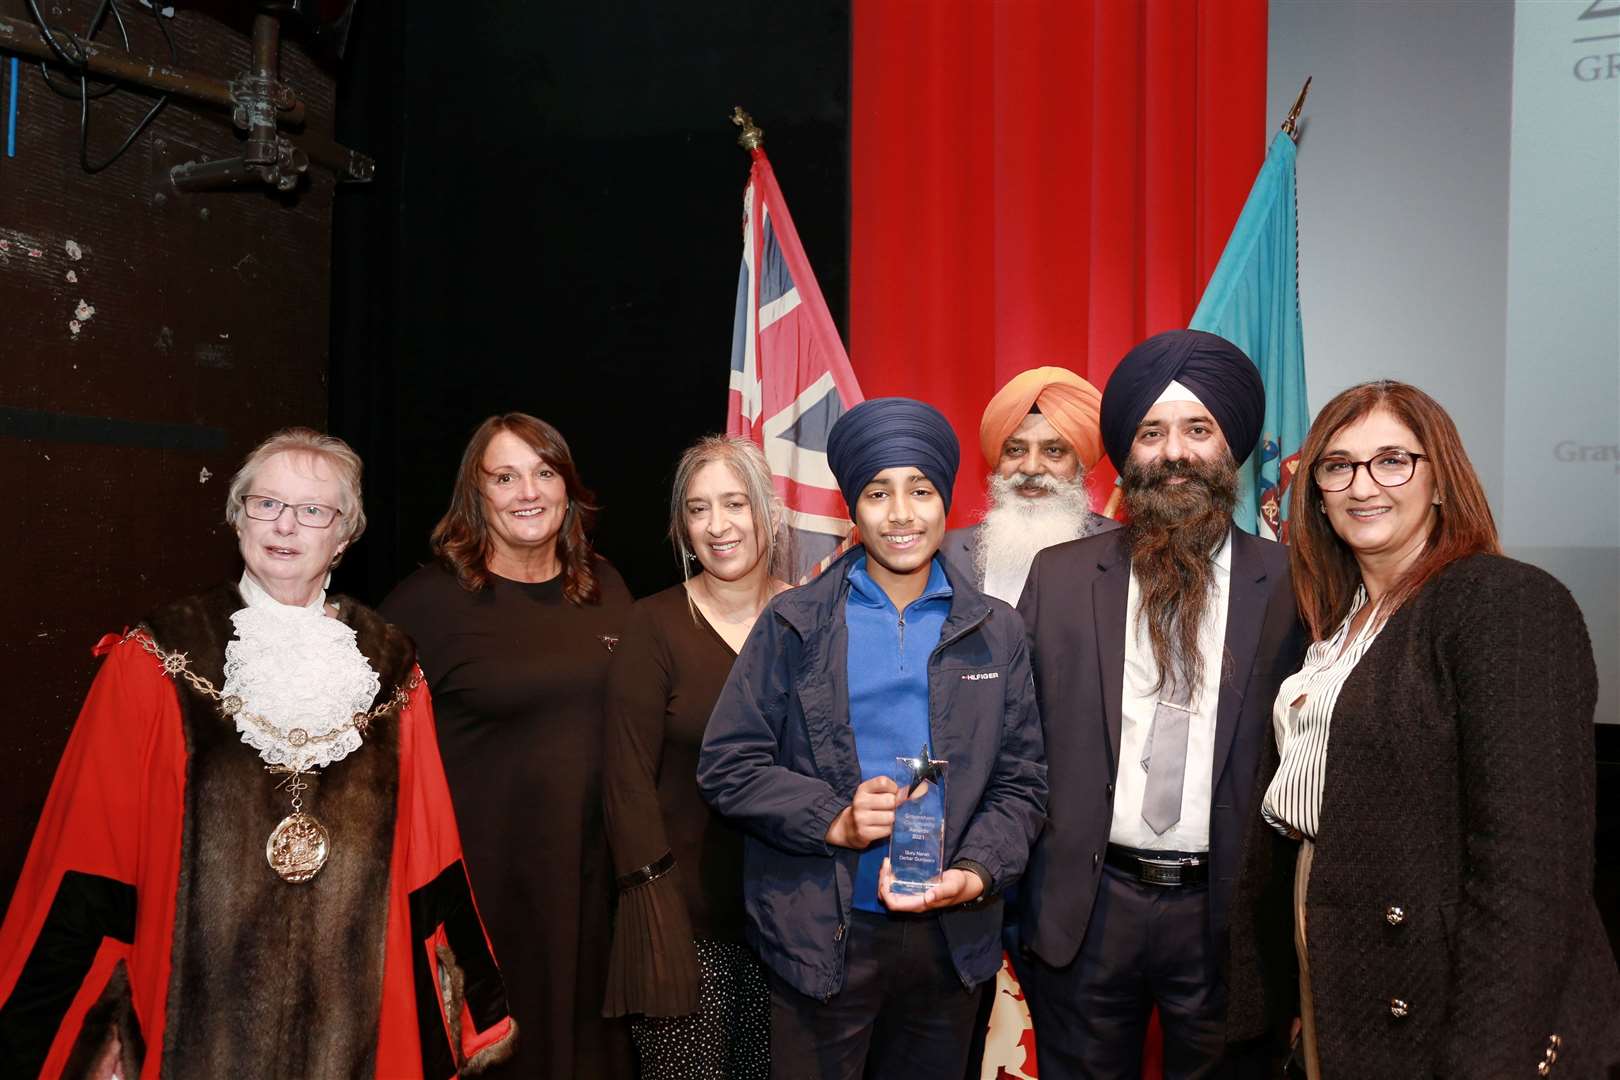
[601,582,751,1016]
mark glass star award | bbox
[888,745,948,894]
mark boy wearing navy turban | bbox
[1014,331,1305,1078]
[699,398,1048,1079]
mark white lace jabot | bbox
[223,572,381,771]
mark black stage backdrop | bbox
[329,1,851,605]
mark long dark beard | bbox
[1122,454,1239,702]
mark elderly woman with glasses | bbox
[1225,383,1620,1079]
[0,428,517,1079]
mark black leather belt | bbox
[1104,844,1209,887]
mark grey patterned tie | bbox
[1140,670,1193,836]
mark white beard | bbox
[974,471,1095,605]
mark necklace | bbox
[688,574,781,623]
[127,626,414,883]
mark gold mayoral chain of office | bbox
[125,626,416,884]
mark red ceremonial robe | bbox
[0,586,517,1079]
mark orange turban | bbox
[978,366,1105,469]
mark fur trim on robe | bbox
[148,585,410,1078]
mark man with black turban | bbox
[699,397,1047,1080]
[1013,331,1305,1078]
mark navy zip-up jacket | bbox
[697,546,1047,1001]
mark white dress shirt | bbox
[1108,532,1232,853]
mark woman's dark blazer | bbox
[1230,553,1620,1079]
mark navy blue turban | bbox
[1098,330,1266,467]
[826,397,960,517]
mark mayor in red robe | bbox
[0,428,517,1079]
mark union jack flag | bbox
[728,145,864,583]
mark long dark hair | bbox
[430,413,602,605]
[1288,381,1499,640]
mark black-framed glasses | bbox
[240,495,344,529]
[1312,451,1427,492]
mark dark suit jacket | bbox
[1016,527,1305,973]
[1229,554,1620,1078]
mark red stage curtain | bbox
[850,0,1268,526]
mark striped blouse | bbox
[1262,587,1385,840]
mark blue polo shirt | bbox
[845,552,952,912]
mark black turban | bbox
[826,397,960,517]
[1098,329,1266,468]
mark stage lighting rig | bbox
[0,0,374,190]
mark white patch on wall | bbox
[1503,0,1620,550]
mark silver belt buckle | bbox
[1140,858,1184,886]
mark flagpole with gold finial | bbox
[1101,77,1312,524]
[1281,77,1312,141]
[732,107,764,153]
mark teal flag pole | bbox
[1190,98,1310,541]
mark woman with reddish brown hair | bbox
[1229,381,1620,1079]
[383,413,634,1080]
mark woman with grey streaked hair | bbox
[666,435,793,600]
[602,435,790,1078]
[0,427,518,1078]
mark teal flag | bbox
[1190,132,1309,541]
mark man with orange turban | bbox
[942,367,1117,605]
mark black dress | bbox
[383,559,634,1080]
